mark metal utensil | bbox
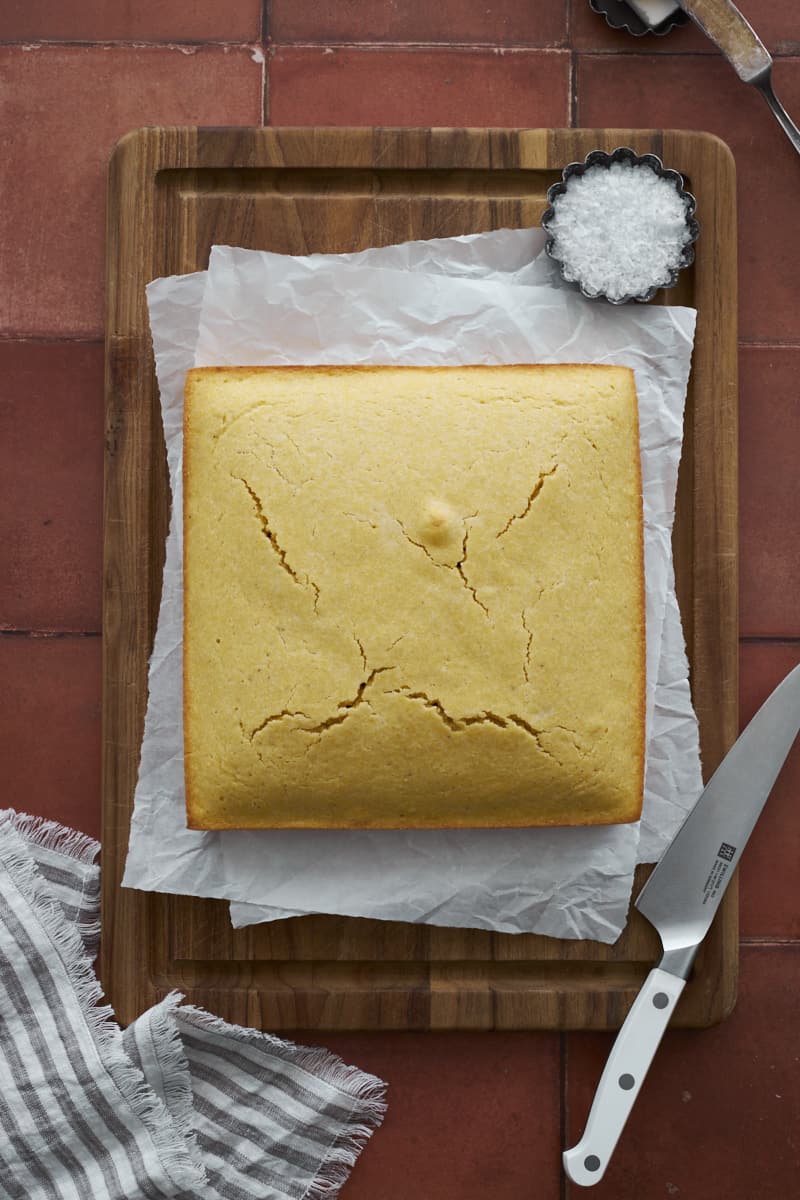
[678,0,800,157]
[563,662,800,1187]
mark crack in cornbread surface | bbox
[183,365,645,829]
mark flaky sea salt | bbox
[546,160,693,302]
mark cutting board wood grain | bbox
[103,127,737,1031]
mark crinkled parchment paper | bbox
[122,229,702,943]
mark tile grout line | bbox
[266,0,272,126]
[572,47,800,59]
[740,937,800,945]
[0,37,798,59]
[566,0,576,129]
[570,51,578,127]
[559,1031,569,1200]
[739,636,800,645]
[0,630,101,639]
[0,38,266,50]
[565,0,574,129]
[738,339,800,347]
[237,41,575,54]
[0,38,570,51]
[0,336,104,345]
[262,0,270,125]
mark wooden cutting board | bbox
[102,127,737,1031]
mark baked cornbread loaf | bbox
[183,364,645,830]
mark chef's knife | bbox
[563,662,800,1187]
[677,0,800,158]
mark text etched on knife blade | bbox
[701,855,732,906]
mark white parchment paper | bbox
[122,229,702,943]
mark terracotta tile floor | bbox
[2,3,799,1197]
[2,0,262,42]
[0,45,262,336]
[269,47,571,127]
[0,341,104,630]
[269,1,569,46]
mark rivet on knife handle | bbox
[563,968,687,1187]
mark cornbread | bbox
[183,364,645,830]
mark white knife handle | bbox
[563,968,686,1187]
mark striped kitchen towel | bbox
[0,810,387,1200]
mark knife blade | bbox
[677,0,800,157]
[563,661,800,1187]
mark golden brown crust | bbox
[184,363,637,381]
[631,397,647,820]
[183,370,198,829]
[183,363,646,830]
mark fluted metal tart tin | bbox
[540,146,700,305]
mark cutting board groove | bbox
[103,127,737,1031]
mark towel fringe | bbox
[0,811,386,1199]
[303,1105,388,1200]
[179,1002,389,1105]
[179,1003,387,1198]
[0,816,206,1195]
[5,808,100,866]
[132,991,201,1162]
[74,914,102,950]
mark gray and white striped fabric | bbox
[0,810,387,1200]
[9,811,102,959]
